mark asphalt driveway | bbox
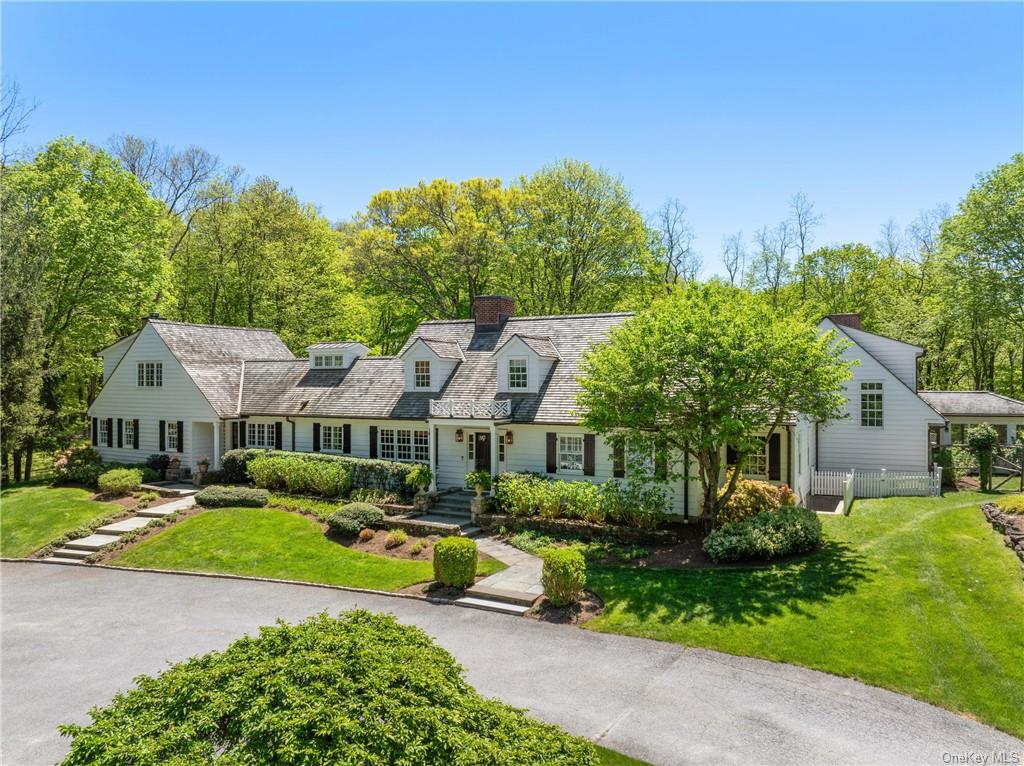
[3,562,1021,766]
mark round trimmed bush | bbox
[703,505,822,563]
[541,547,587,607]
[339,502,384,529]
[195,486,269,508]
[326,512,362,538]
[97,468,143,496]
[59,611,598,765]
[433,537,478,587]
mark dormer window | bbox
[414,360,431,389]
[313,354,346,368]
[508,358,528,389]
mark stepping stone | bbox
[63,534,121,552]
[96,517,155,535]
[41,556,84,566]
[136,506,177,518]
[453,596,531,616]
[52,548,90,560]
[465,583,538,607]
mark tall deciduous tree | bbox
[578,283,852,526]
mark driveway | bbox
[3,563,1021,766]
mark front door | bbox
[474,432,491,472]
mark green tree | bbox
[965,423,999,491]
[578,282,853,526]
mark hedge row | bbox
[493,473,669,529]
[221,448,423,497]
[249,455,352,498]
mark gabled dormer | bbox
[399,337,464,393]
[306,342,369,370]
[493,333,560,394]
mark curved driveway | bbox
[3,563,1021,766]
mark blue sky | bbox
[4,2,1022,275]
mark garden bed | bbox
[981,501,1024,573]
[475,512,680,545]
[527,589,604,625]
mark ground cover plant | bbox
[587,492,1024,738]
[59,611,599,765]
[0,482,122,558]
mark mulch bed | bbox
[526,590,604,625]
[397,576,495,599]
[347,530,434,562]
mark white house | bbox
[88,301,959,516]
[917,391,1024,448]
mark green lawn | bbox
[110,507,505,591]
[1,482,120,558]
[587,492,1024,738]
[595,744,651,765]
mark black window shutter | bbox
[239,420,247,448]
[159,420,166,452]
[369,426,378,458]
[105,418,113,448]
[726,445,738,466]
[117,418,123,448]
[583,434,596,476]
[176,421,184,453]
[312,423,321,452]
[546,432,557,473]
[768,433,781,481]
[612,443,625,478]
[133,419,140,449]
[274,422,283,450]
[231,421,238,449]
[342,424,351,454]
[92,417,99,446]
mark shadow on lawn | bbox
[590,541,872,627]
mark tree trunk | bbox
[13,450,23,483]
[24,437,34,481]
[2,452,9,484]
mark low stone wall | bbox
[473,511,679,545]
[981,502,1024,576]
[382,516,461,538]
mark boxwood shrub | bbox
[433,537,478,587]
[541,547,587,607]
[703,506,822,563]
[59,611,598,765]
[221,448,421,497]
[326,502,386,537]
[195,486,269,508]
[97,468,143,496]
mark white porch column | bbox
[213,421,221,470]
[489,421,498,495]
[428,424,437,492]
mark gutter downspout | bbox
[682,445,690,522]
[285,416,296,451]
[786,426,793,489]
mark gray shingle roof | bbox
[495,333,561,359]
[917,391,1024,417]
[401,337,465,361]
[149,319,294,417]
[240,312,632,423]
[306,341,366,350]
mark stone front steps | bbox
[42,495,196,566]
[452,596,532,616]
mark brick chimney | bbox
[827,313,861,330]
[472,295,515,330]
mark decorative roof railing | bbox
[429,399,511,419]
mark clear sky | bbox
[4,2,1022,276]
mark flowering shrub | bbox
[703,506,822,563]
[716,468,796,524]
[53,444,104,486]
[493,473,668,529]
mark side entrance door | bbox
[474,432,491,473]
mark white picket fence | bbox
[813,464,941,499]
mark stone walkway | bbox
[43,492,196,565]
[456,536,544,616]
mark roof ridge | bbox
[418,311,634,325]
[150,318,280,334]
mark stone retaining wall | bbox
[472,511,679,545]
[981,502,1024,577]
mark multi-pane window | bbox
[137,362,163,387]
[322,425,344,451]
[498,434,506,462]
[380,429,396,460]
[397,430,412,461]
[467,433,476,461]
[508,358,528,389]
[860,382,884,427]
[124,419,135,448]
[98,419,110,445]
[413,430,429,462]
[247,422,274,448]
[313,355,346,368]
[166,421,179,451]
[746,439,768,477]
[558,434,584,473]
[414,360,431,389]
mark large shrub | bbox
[195,486,269,508]
[433,537,478,587]
[59,611,597,766]
[716,469,797,524]
[97,468,143,496]
[220,448,420,496]
[541,547,587,607]
[966,423,1000,491]
[494,472,668,529]
[53,444,103,486]
[326,502,385,537]
[703,506,822,563]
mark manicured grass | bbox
[1,482,120,558]
[595,744,652,765]
[267,492,344,520]
[110,507,504,591]
[586,492,1024,737]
